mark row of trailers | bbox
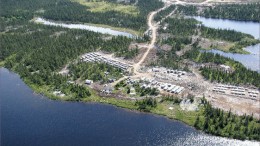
[137,77,185,95]
[213,87,247,96]
[161,84,184,94]
[212,84,259,99]
[80,52,132,71]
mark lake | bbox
[193,16,260,72]
[1,68,259,146]
[193,16,260,39]
[205,44,260,72]
[34,18,135,38]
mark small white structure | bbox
[130,87,136,96]
[163,26,167,30]
[85,79,93,85]
[152,68,160,72]
[220,64,231,71]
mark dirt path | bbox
[113,4,171,85]
[133,4,170,75]
[102,0,260,118]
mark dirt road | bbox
[113,4,171,86]
[133,4,170,75]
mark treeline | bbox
[1,0,158,100]
[200,26,254,42]
[42,1,146,31]
[184,49,227,64]
[69,62,123,84]
[195,98,260,141]
[0,24,136,99]
[135,97,157,112]
[2,25,102,71]
[174,3,260,22]
[14,64,92,100]
[154,5,176,22]
[160,16,259,53]
[1,24,137,70]
[201,3,260,22]
[0,0,163,32]
[60,84,92,100]
[200,26,260,53]
[42,0,163,31]
[200,67,260,88]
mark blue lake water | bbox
[206,44,260,72]
[34,18,135,38]
[1,68,259,146]
[193,16,260,39]
[193,16,260,72]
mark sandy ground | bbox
[191,69,260,118]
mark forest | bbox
[161,17,198,36]
[0,22,142,99]
[154,5,176,22]
[195,98,260,140]
[42,0,163,31]
[159,16,259,53]
[176,5,198,16]
[0,0,163,32]
[0,13,140,101]
[160,94,260,141]
[69,62,123,84]
[135,97,157,112]
[175,3,260,22]
[0,0,163,101]
[183,47,260,88]
[201,3,260,22]
[200,26,260,53]
[200,26,254,42]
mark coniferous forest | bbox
[1,0,260,142]
[175,3,260,22]
[195,97,260,141]
[201,3,260,22]
[0,0,156,99]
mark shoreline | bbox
[7,67,257,142]
[32,17,141,37]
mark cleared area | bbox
[72,0,139,15]
[80,52,133,72]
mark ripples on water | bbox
[167,133,260,146]
[3,16,260,146]
[1,68,259,146]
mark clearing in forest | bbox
[72,0,139,15]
